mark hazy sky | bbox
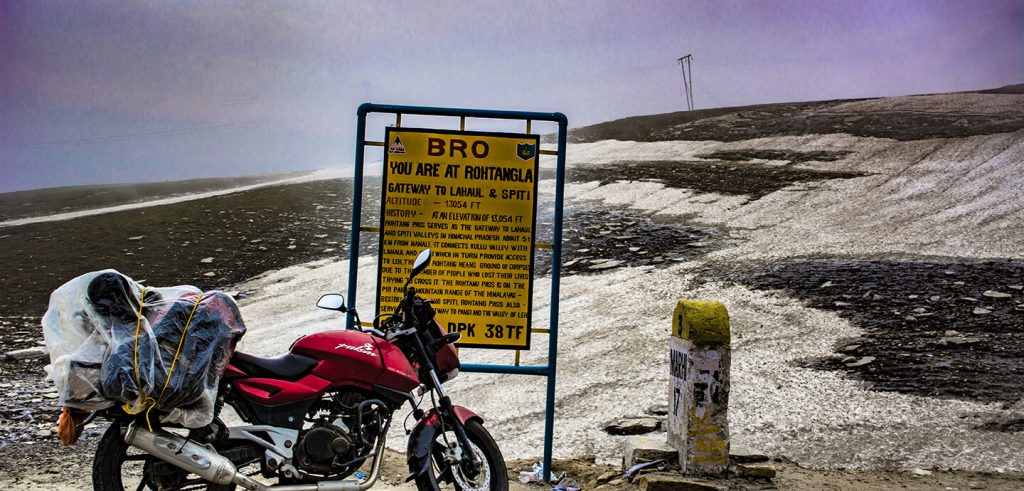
[2,0,1022,192]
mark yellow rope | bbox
[123,290,204,432]
[122,287,154,418]
[131,287,146,392]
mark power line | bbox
[677,54,694,111]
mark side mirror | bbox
[409,249,432,283]
[316,294,346,312]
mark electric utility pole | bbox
[677,54,694,111]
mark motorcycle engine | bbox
[293,391,384,477]
[293,418,356,474]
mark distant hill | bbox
[555,85,1024,144]
[976,83,1024,94]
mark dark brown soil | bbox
[734,259,1024,404]
[569,160,865,200]
[535,208,723,276]
[0,173,302,221]
[696,149,853,164]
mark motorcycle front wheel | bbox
[415,420,508,491]
[92,421,235,491]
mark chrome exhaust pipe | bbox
[126,423,387,491]
[125,425,267,490]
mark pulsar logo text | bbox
[334,342,377,357]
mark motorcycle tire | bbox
[92,422,235,491]
[415,420,508,491]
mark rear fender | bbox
[405,406,483,481]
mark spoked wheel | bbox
[415,420,508,491]
[92,422,234,491]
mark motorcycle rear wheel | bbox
[415,420,508,491]
[92,421,235,491]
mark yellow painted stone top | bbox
[672,300,730,348]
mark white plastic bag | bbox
[42,270,245,427]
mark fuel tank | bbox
[290,330,420,393]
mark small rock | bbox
[199,257,214,263]
[203,272,216,278]
[945,330,960,336]
[249,239,263,244]
[983,290,1012,299]
[904,315,917,322]
[645,403,669,416]
[845,356,875,368]
[929,295,941,302]
[589,259,624,270]
[3,347,47,361]
[834,301,853,307]
[34,429,51,439]
[128,235,145,241]
[1009,285,1023,291]
[729,443,769,463]
[734,463,776,478]
[841,344,861,353]
[286,245,297,250]
[595,471,620,486]
[973,307,992,315]
[911,468,932,476]
[622,436,677,470]
[913,307,927,313]
[959,297,979,303]
[819,281,833,288]
[942,336,982,346]
[605,417,661,435]
[953,281,965,286]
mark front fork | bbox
[406,371,483,482]
[429,370,481,475]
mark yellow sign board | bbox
[377,128,539,349]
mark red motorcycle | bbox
[91,249,508,491]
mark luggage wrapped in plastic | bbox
[42,270,246,428]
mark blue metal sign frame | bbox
[347,103,567,481]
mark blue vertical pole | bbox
[542,113,569,482]
[346,104,370,329]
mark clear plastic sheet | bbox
[42,270,246,428]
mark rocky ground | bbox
[2,87,1023,488]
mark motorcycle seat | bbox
[230,352,318,382]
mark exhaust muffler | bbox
[125,425,267,490]
[126,425,384,491]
